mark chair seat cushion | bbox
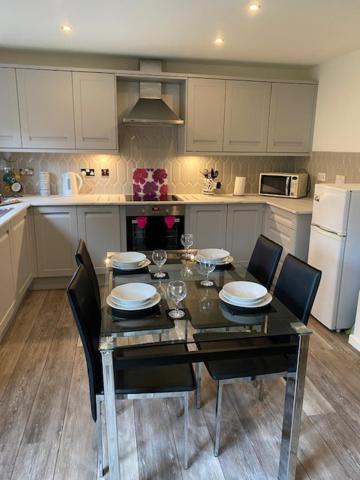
[111,344,196,395]
[196,338,297,381]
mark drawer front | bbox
[267,206,296,230]
[266,219,295,252]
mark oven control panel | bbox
[125,204,185,217]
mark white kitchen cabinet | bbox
[0,223,15,335]
[226,204,264,265]
[77,206,121,273]
[223,81,271,152]
[267,83,317,153]
[33,206,78,277]
[0,68,22,148]
[186,78,225,152]
[17,69,75,149]
[73,72,117,150]
[10,209,34,298]
[187,204,227,249]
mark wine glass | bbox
[181,233,194,259]
[167,280,187,319]
[198,257,216,286]
[152,249,167,278]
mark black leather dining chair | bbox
[195,254,321,456]
[75,239,101,309]
[247,235,283,290]
[67,265,196,475]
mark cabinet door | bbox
[188,205,227,249]
[73,72,117,150]
[187,78,225,152]
[0,224,15,334]
[10,210,34,298]
[34,207,78,277]
[223,81,271,152]
[267,83,317,153]
[0,68,22,148]
[226,205,264,265]
[77,206,120,273]
[17,69,75,149]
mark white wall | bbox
[312,49,360,152]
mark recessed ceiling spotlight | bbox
[214,37,224,46]
[249,3,261,12]
[61,24,72,33]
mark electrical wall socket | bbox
[19,168,34,176]
[80,168,95,177]
[335,175,346,184]
[101,169,109,177]
[317,172,326,182]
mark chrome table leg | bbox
[101,350,121,480]
[214,381,223,457]
[195,362,202,409]
[96,396,104,479]
[184,393,189,469]
[278,335,310,480]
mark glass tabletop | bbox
[100,250,311,351]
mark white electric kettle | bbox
[61,172,83,196]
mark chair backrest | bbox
[75,239,101,309]
[247,235,283,290]
[274,254,322,325]
[67,264,103,421]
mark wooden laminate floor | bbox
[1,290,360,480]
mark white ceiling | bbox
[2,0,360,65]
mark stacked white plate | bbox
[111,252,150,271]
[106,282,161,311]
[219,281,272,309]
[195,248,234,266]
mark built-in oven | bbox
[126,204,185,251]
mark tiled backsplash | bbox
[1,127,296,195]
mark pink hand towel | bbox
[164,215,175,229]
[136,216,148,229]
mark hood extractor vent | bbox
[122,60,184,126]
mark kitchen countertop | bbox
[0,193,313,227]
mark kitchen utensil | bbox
[152,249,167,278]
[111,283,157,305]
[197,248,230,261]
[222,281,268,303]
[106,292,161,311]
[61,171,83,196]
[219,290,272,309]
[167,280,187,318]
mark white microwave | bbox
[259,172,308,198]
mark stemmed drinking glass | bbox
[181,233,194,259]
[152,249,167,278]
[167,280,187,319]
[198,257,216,286]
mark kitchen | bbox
[1,1,360,479]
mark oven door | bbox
[127,215,185,251]
[259,174,291,196]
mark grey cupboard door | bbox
[0,68,22,148]
[0,223,15,335]
[10,210,34,298]
[188,205,227,249]
[187,78,225,152]
[267,83,317,153]
[77,206,121,273]
[226,204,264,265]
[223,80,271,152]
[73,72,118,150]
[17,69,75,149]
[33,207,78,277]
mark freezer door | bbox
[312,184,350,235]
[308,225,346,330]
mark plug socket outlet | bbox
[81,168,95,177]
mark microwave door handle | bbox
[285,176,291,196]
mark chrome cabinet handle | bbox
[29,135,68,140]
[82,136,109,141]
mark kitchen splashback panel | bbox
[1,127,296,195]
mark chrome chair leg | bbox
[214,381,223,457]
[258,379,265,401]
[184,392,190,469]
[195,363,202,409]
[96,396,104,479]
[176,396,183,417]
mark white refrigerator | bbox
[308,183,360,331]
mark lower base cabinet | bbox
[187,204,227,249]
[77,206,121,273]
[0,223,16,334]
[11,209,34,298]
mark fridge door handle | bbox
[311,224,343,239]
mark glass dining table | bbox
[99,251,312,480]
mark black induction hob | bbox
[125,194,180,202]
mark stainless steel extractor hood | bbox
[122,60,184,126]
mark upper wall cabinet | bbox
[73,72,117,150]
[267,83,317,153]
[186,78,225,152]
[223,81,271,152]
[0,68,22,148]
[16,69,75,149]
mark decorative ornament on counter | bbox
[132,168,168,200]
[200,168,221,195]
[2,167,23,196]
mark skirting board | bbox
[349,334,360,352]
[31,274,106,290]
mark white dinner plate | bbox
[111,252,146,265]
[197,248,230,261]
[111,282,157,305]
[112,258,150,270]
[222,281,267,303]
[219,290,272,309]
[106,292,161,311]
[195,255,234,266]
